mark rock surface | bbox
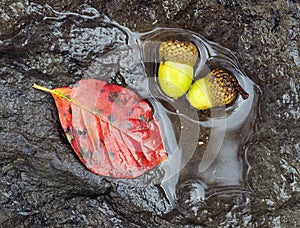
[1,0,299,226]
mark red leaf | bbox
[33,79,167,178]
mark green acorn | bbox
[187,69,249,110]
[158,40,198,99]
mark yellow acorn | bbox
[158,40,198,98]
[187,69,249,110]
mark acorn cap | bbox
[159,40,198,66]
[205,69,241,106]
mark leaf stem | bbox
[32,83,53,93]
[32,82,89,114]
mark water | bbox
[134,28,259,211]
[1,3,260,216]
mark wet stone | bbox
[0,1,300,227]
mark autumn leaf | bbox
[33,79,167,178]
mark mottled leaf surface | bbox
[33,79,167,178]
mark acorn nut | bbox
[158,40,198,99]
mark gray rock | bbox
[1,0,299,226]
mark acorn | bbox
[187,69,249,110]
[158,40,198,98]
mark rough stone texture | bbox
[1,0,299,226]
